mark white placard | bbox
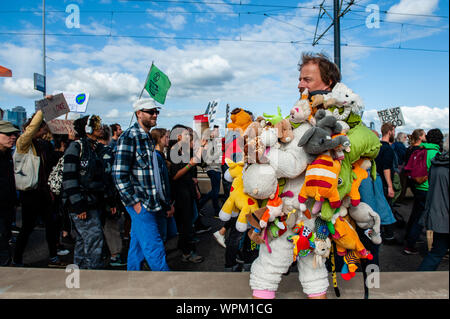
[60,92,90,113]
[35,93,70,121]
[377,107,405,127]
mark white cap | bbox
[133,98,161,112]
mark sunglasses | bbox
[141,109,160,116]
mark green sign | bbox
[144,64,171,104]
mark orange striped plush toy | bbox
[298,153,342,214]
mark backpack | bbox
[404,148,428,184]
[48,140,83,195]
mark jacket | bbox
[418,152,449,234]
[15,110,57,192]
[62,137,107,214]
[112,122,164,212]
[0,149,17,210]
[415,142,441,191]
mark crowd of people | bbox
[372,124,449,270]
[0,78,448,277]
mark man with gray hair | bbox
[112,98,170,271]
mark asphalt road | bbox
[9,195,449,272]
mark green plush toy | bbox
[263,106,284,125]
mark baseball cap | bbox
[133,98,161,112]
[0,120,20,134]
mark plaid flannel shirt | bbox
[112,122,162,212]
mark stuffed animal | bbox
[247,207,266,245]
[288,222,316,261]
[297,109,353,215]
[227,108,254,134]
[348,201,382,245]
[290,89,315,127]
[323,83,364,119]
[331,132,351,161]
[259,184,284,229]
[312,237,331,269]
[332,215,373,259]
[219,158,260,232]
[348,158,371,206]
[274,119,294,143]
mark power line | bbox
[0,31,447,52]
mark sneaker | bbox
[224,264,242,272]
[57,249,70,256]
[213,231,226,248]
[48,257,68,268]
[403,247,419,255]
[235,252,244,264]
[195,224,212,235]
[181,252,204,264]
[110,255,127,267]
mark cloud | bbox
[363,106,449,133]
[385,0,440,22]
[2,78,42,99]
[147,7,188,31]
[51,68,141,101]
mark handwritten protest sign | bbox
[35,93,70,121]
[47,119,75,135]
[61,92,90,113]
[377,107,405,127]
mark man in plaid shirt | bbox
[113,98,171,271]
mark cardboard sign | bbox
[47,119,75,135]
[377,107,405,127]
[35,93,70,121]
[61,92,90,113]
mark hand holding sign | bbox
[35,93,70,121]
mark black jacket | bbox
[0,149,17,211]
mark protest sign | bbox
[377,107,405,127]
[35,93,70,121]
[61,92,90,113]
[47,119,75,135]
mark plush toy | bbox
[297,110,352,215]
[332,215,373,259]
[263,106,284,126]
[341,250,368,281]
[290,89,315,127]
[331,132,351,161]
[288,223,316,261]
[312,237,331,269]
[274,119,294,143]
[227,108,254,134]
[348,201,382,245]
[247,207,266,245]
[260,184,284,229]
[219,158,259,232]
[348,158,371,206]
[323,83,364,119]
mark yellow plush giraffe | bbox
[219,158,260,232]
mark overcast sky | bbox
[0,0,448,134]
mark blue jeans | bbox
[155,210,177,243]
[418,233,449,271]
[126,205,170,271]
[199,170,222,214]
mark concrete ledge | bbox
[0,268,448,299]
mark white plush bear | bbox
[323,83,364,122]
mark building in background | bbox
[0,108,4,120]
[5,106,27,129]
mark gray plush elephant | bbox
[297,109,350,155]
